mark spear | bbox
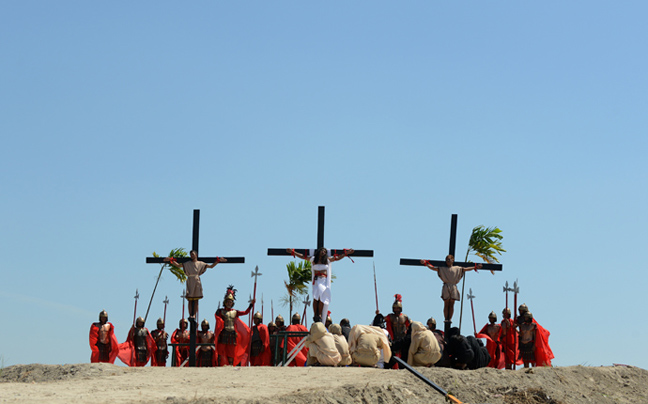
[373,261,379,312]
[132,289,139,325]
[261,293,264,320]
[301,295,311,327]
[503,281,509,309]
[271,299,274,321]
[512,279,520,371]
[180,290,186,320]
[467,288,477,335]
[251,266,262,325]
[248,294,254,328]
[163,296,169,325]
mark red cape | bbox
[249,323,272,366]
[500,318,523,367]
[170,328,190,367]
[89,322,119,364]
[385,313,410,343]
[533,319,554,367]
[282,324,309,367]
[214,310,251,366]
[117,326,156,367]
[477,324,504,369]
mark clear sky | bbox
[1,1,646,370]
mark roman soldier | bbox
[171,318,190,367]
[151,318,169,366]
[89,310,119,363]
[275,315,287,332]
[118,316,155,367]
[283,313,309,367]
[267,321,278,365]
[500,307,519,370]
[249,312,272,366]
[381,294,410,368]
[196,319,216,367]
[478,311,503,369]
[214,285,253,366]
[518,311,537,368]
[516,308,554,367]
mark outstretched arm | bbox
[206,257,227,269]
[420,259,439,272]
[462,263,483,273]
[286,248,309,261]
[164,257,183,270]
[330,248,355,262]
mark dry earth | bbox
[1,363,647,404]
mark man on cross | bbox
[420,254,484,324]
[164,250,226,320]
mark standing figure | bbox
[214,285,254,366]
[517,311,537,368]
[420,255,483,329]
[500,308,518,369]
[171,319,190,367]
[283,313,309,367]
[379,294,410,367]
[288,247,354,322]
[164,251,226,320]
[516,309,554,367]
[89,310,119,363]
[249,312,272,366]
[408,321,442,367]
[305,322,341,366]
[478,311,502,369]
[118,317,155,367]
[267,321,278,365]
[151,318,169,367]
[196,320,216,367]
[348,324,392,368]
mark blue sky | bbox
[1,1,646,370]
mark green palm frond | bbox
[465,225,506,264]
[153,248,188,283]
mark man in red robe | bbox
[477,311,503,369]
[170,318,190,366]
[214,285,253,366]
[89,310,119,363]
[118,317,156,367]
[282,313,309,366]
[249,312,272,366]
[500,307,520,370]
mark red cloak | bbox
[249,323,272,366]
[477,324,504,369]
[170,328,190,367]
[500,318,522,367]
[89,322,119,364]
[533,319,554,367]
[214,308,251,366]
[117,326,156,367]
[282,324,309,367]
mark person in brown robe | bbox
[165,250,226,319]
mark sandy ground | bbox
[1,363,647,404]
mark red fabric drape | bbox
[117,326,156,367]
[282,324,308,367]
[170,328,190,367]
[89,322,119,364]
[249,323,272,366]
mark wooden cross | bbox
[267,206,374,258]
[399,214,503,333]
[400,214,503,271]
[145,209,245,367]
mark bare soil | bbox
[1,363,646,404]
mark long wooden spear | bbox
[467,288,477,335]
[132,289,139,325]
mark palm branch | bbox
[464,225,506,263]
[152,248,188,283]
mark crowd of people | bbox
[89,248,553,369]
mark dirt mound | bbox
[0,364,646,404]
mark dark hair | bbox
[313,247,328,265]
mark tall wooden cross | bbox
[268,206,374,258]
[399,214,503,333]
[145,209,245,367]
[267,206,374,318]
